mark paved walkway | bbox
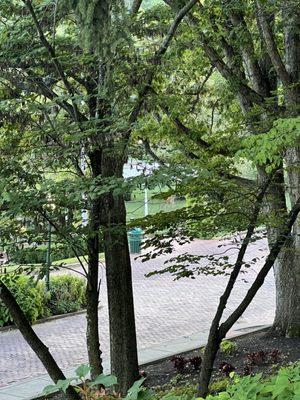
[0,236,274,391]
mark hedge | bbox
[0,274,86,327]
[9,244,83,264]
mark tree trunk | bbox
[272,148,300,337]
[272,0,300,337]
[272,243,300,337]
[0,282,80,400]
[102,156,139,395]
[86,200,103,379]
[85,147,103,379]
[198,334,221,398]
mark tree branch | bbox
[219,191,300,336]
[142,138,167,166]
[23,0,84,123]
[131,0,143,15]
[124,0,198,144]
[255,0,292,87]
[223,2,269,96]
[209,174,274,331]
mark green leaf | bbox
[89,374,118,388]
[125,378,147,400]
[75,364,90,378]
[56,378,74,393]
[43,384,58,395]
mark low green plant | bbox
[203,363,300,399]
[158,384,197,400]
[48,275,86,315]
[220,340,238,356]
[42,362,300,400]
[0,274,87,327]
[208,378,230,394]
[0,275,48,326]
[43,364,154,400]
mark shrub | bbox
[218,362,235,376]
[48,275,86,315]
[220,340,238,355]
[246,350,267,365]
[0,275,48,326]
[268,348,281,363]
[9,244,84,264]
[209,378,230,394]
[0,274,87,327]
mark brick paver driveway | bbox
[0,237,274,387]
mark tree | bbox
[0,0,197,394]
[148,0,300,338]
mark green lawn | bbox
[0,253,105,275]
[52,253,105,265]
[126,188,186,220]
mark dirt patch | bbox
[43,330,300,399]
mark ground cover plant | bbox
[42,361,300,400]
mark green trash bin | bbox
[128,228,143,254]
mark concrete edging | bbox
[0,305,102,333]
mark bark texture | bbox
[86,198,103,379]
[102,154,139,395]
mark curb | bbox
[0,305,102,333]
[138,324,270,367]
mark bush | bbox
[9,244,84,264]
[0,274,87,327]
[48,275,86,315]
[0,275,48,326]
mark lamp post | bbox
[144,186,149,217]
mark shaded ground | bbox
[44,330,300,399]
[144,330,300,388]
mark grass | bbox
[126,188,186,220]
[52,253,105,265]
[0,253,105,275]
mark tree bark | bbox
[198,334,221,397]
[86,199,103,379]
[102,155,139,395]
[272,148,300,337]
[0,281,80,400]
[271,0,300,336]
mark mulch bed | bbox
[43,329,300,399]
[143,329,300,388]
